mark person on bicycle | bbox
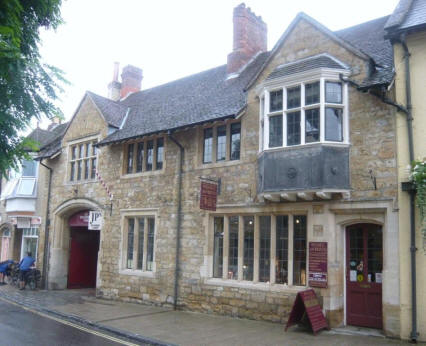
[19,252,35,290]
[0,260,14,285]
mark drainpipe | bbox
[398,34,417,343]
[39,160,52,290]
[167,131,184,310]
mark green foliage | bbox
[0,0,66,176]
[410,159,426,248]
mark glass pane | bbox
[77,160,82,180]
[127,218,134,269]
[367,228,382,283]
[243,216,254,281]
[259,216,271,283]
[228,216,239,280]
[287,86,301,109]
[84,159,89,179]
[79,144,84,159]
[147,218,155,271]
[270,89,283,112]
[17,178,35,195]
[70,162,75,181]
[137,218,144,270]
[127,144,134,174]
[23,237,38,261]
[216,126,226,161]
[293,215,307,286]
[203,128,213,163]
[305,108,320,143]
[326,82,342,103]
[287,111,301,146]
[22,159,36,177]
[349,227,364,282]
[72,146,77,160]
[325,108,343,142]
[276,215,288,284]
[86,142,91,157]
[91,158,97,179]
[92,141,97,155]
[230,123,241,161]
[269,114,283,148]
[305,82,320,105]
[146,140,154,171]
[136,142,144,173]
[213,217,224,278]
[156,138,164,170]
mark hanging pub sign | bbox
[308,242,328,288]
[88,211,103,230]
[285,289,329,335]
[200,181,218,211]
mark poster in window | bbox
[308,242,328,288]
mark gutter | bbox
[167,131,184,310]
[39,160,53,290]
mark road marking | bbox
[0,297,139,346]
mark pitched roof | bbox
[27,128,56,150]
[385,0,426,35]
[36,123,68,159]
[98,52,269,146]
[266,54,349,81]
[87,91,128,128]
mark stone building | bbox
[34,3,408,338]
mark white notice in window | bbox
[350,270,357,282]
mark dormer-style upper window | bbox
[124,137,164,175]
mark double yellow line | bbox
[0,296,140,346]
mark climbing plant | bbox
[410,159,426,251]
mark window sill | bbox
[119,269,155,278]
[204,278,307,293]
[199,159,242,170]
[261,141,350,154]
[65,179,97,186]
[121,169,164,179]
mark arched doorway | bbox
[67,210,100,288]
[346,223,383,329]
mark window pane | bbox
[213,217,224,278]
[136,142,144,173]
[77,160,82,180]
[325,108,343,141]
[84,159,89,179]
[287,111,301,146]
[146,140,154,171]
[216,126,226,161]
[228,216,239,280]
[127,218,135,269]
[127,144,134,174]
[230,123,241,161]
[156,138,164,170]
[22,159,36,177]
[137,218,144,270]
[259,216,271,283]
[243,216,254,281]
[72,146,77,160]
[269,89,283,112]
[367,228,382,283]
[86,143,91,157]
[92,141,97,155]
[276,215,288,284]
[17,178,35,195]
[70,162,75,181]
[79,144,84,159]
[287,86,301,109]
[269,114,283,148]
[91,158,97,179]
[305,82,320,105]
[325,82,342,103]
[293,215,307,286]
[305,108,320,143]
[203,128,213,163]
[147,218,155,271]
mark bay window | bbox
[263,78,347,149]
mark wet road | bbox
[0,300,135,345]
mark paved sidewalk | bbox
[0,285,410,346]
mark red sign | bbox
[68,210,90,227]
[285,289,329,335]
[200,181,218,211]
[308,242,328,288]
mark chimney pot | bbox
[120,65,143,99]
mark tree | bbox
[0,0,66,176]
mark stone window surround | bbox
[119,209,157,278]
[259,68,350,152]
[121,135,166,178]
[206,212,308,288]
[197,119,242,168]
[66,134,100,184]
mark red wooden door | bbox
[68,227,99,289]
[346,224,383,329]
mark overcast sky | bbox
[37,0,399,129]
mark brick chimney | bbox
[227,3,267,75]
[107,62,122,101]
[120,65,143,99]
